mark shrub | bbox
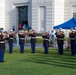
[36,33,42,36]
[36,38,43,43]
[25,37,43,43]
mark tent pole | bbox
[65,29,67,49]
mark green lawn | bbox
[0,47,76,75]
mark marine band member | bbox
[0,31,5,62]
[42,32,50,54]
[69,29,76,55]
[56,29,65,55]
[8,30,14,53]
[18,30,25,53]
[29,30,36,53]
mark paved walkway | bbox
[13,43,64,48]
[6,42,67,49]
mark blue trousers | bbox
[71,42,75,55]
[58,44,63,54]
[9,43,13,53]
[19,43,24,53]
[31,42,35,53]
[74,41,76,54]
[43,44,48,54]
[0,49,5,62]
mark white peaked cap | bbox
[21,30,24,32]
[75,27,76,29]
[70,28,73,31]
[59,29,63,31]
[1,30,5,32]
[32,29,35,31]
[10,30,13,32]
[59,28,62,30]
[19,30,21,33]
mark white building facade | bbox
[0,0,75,32]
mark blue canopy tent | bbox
[53,18,76,29]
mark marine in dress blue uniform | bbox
[8,30,14,53]
[69,29,76,55]
[29,30,36,53]
[56,29,65,55]
[42,32,50,54]
[0,31,5,62]
[18,30,25,53]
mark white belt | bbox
[9,38,13,39]
[0,41,5,43]
[70,38,75,40]
[43,38,49,41]
[58,38,63,40]
[20,38,25,39]
[31,37,36,39]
